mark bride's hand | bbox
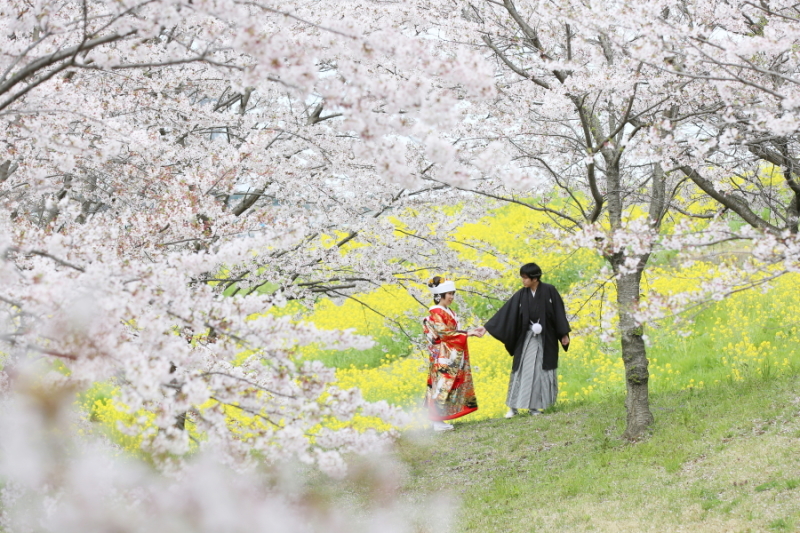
[468,327,486,337]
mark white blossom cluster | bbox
[0,0,499,528]
[0,370,447,533]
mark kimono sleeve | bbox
[425,309,468,351]
[484,290,523,356]
[551,287,572,338]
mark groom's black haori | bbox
[485,270,571,373]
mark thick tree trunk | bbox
[613,256,654,439]
[604,149,655,439]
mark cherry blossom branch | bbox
[481,35,552,89]
[678,166,779,233]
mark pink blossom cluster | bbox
[1,0,498,492]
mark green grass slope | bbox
[397,374,800,532]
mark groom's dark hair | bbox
[519,263,542,280]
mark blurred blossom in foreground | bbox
[0,366,453,533]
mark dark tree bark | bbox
[601,149,659,438]
[611,255,654,438]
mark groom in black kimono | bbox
[484,262,571,416]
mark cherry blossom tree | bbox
[0,0,498,489]
[381,0,696,438]
[0,1,505,528]
[4,2,798,529]
[619,0,800,237]
[585,0,800,311]
[393,0,800,439]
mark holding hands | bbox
[468,326,487,338]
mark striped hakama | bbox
[506,330,558,410]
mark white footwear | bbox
[529,409,542,415]
[504,408,518,419]
[432,421,454,431]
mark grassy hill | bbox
[395,374,800,532]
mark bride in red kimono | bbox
[422,277,485,431]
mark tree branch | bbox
[482,35,551,89]
[679,165,779,233]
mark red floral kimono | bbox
[422,306,478,421]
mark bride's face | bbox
[440,291,455,307]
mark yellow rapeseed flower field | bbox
[330,271,800,429]
[81,201,800,444]
[311,202,800,429]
